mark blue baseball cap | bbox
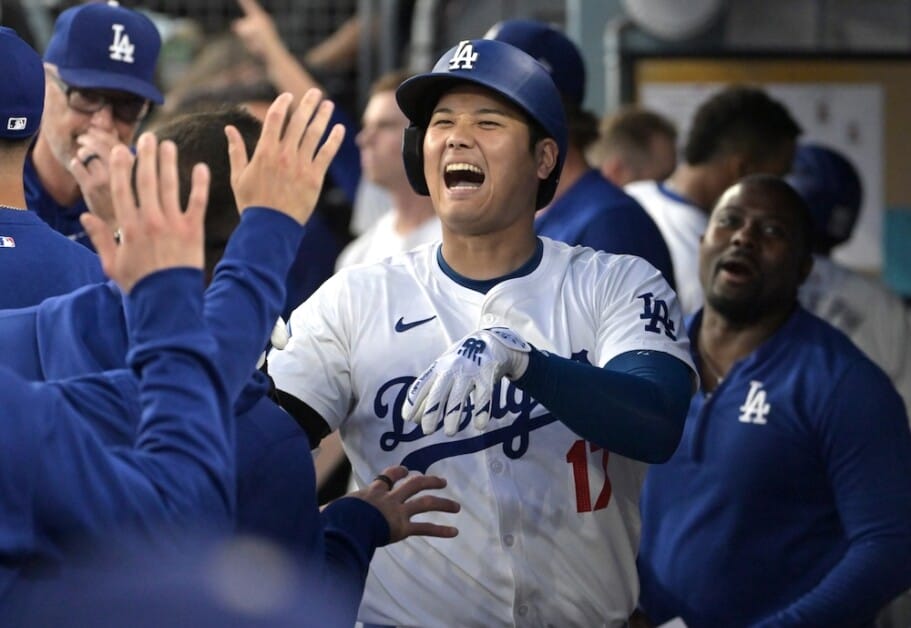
[484,19,586,106]
[0,27,44,139]
[786,143,862,249]
[44,1,163,104]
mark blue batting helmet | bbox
[396,38,568,209]
[786,143,862,252]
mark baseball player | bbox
[787,143,911,416]
[268,39,696,626]
[0,26,104,307]
[485,19,676,291]
[626,85,801,314]
[638,175,911,627]
[27,1,162,248]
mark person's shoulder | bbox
[544,236,661,280]
[792,306,885,373]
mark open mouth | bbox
[717,257,757,281]
[444,162,485,190]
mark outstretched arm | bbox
[14,134,237,547]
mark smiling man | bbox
[27,1,162,248]
[638,174,911,627]
[268,38,696,626]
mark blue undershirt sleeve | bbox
[514,348,694,463]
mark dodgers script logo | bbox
[109,24,135,63]
[376,350,591,473]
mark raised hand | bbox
[403,327,531,436]
[80,132,210,294]
[225,89,344,225]
[232,0,283,61]
[69,128,125,228]
[349,465,460,545]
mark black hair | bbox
[684,86,801,166]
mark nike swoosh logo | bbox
[395,315,437,333]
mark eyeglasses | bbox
[48,72,151,124]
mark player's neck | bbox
[31,137,81,206]
[699,306,792,375]
[440,224,538,280]
[666,165,727,213]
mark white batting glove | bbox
[403,327,531,436]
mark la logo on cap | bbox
[109,23,135,63]
[448,41,478,70]
[6,117,26,131]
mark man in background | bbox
[27,0,163,248]
[588,105,677,187]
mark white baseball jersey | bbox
[335,209,441,271]
[269,237,693,627]
[800,255,911,417]
[625,180,708,315]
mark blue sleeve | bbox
[319,497,390,626]
[22,268,235,548]
[204,207,305,397]
[754,362,911,628]
[515,348,693,463]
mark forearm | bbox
[31,269,233,543]
[515,349,693,463]
[755,539,911,627]
[205,207,304,397]
[319,497,390,625]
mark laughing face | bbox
[421,84,557,237]
[699,177,813,324]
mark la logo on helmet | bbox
[109,23,135,63]
[448,41,478,70]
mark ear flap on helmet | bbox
[402,124,429,196]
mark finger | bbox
[80,213,117,275]
[134,132,161,218]
[442,377,472,437]
[406,522,459,539]
[283,88,323,153]
[421,373,454,436]
[404,364,436,424]
[378,465,410,485]
[392,473,446,500]
[184,162,210,232]
[157,140,181,219]
[68,157,89,183]
[472,375,496,431]
[259,93,294,154]
[108,144,138,232]
[237,0,264,17]
[405,495,461,518]
[298,97,333,159]
[311,123,346,175]
[225,124,249,196]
